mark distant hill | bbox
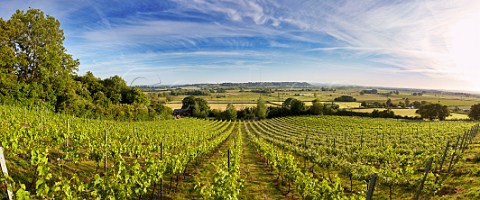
[138,82,312,89]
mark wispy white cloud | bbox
[2,0,480,90]
[278,0,480,84]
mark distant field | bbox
[167,103,257,110]
[351,108,470,120]
[159,88,480,110]
[352,108,418,116]
[165,101,362,111]
[448,113,470,120]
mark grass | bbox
[434,139,480,199]
[239,129,286,200]
[175,125,237,199]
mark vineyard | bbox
[0,104,479,199]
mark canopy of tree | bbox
[416,103,450,120]
[256,97,268,119]
[468,103,480,120]
[0,9,171,120]
[211,103,237,121]
[334,95,356,102]
[360,89,378,95]
[181,96,210,118]
[282,97,306,115]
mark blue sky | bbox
[1,0,480,90]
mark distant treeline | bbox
[180,96,424,121]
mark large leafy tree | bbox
[0,8,167,121]
[283,97,305,115]
[181,96,210,118]
[1,9,79,106]
[9,9,79,82]
[102,75,127,104]
[416,103,450,120]
[0,18,17,96]
[468,103,480,120]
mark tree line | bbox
[0,9,171,120]
[181,94,480,121]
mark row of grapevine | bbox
[0,104,236,199]
[0,104,478,199]
[196,121,244,199]
[245,116,477,199]
[243,120,363,199]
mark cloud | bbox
[278,1,480,81]
[3,0,480,90]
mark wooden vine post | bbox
[414,157,433,200]
[228,149,231,171]
[104,130,108,175]
[438,140,450,172]
[448,135,461,173]
[366,173,378,200]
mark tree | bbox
[405,98,410,107]
[103,75,127,104]
[360,101,368,108]
[221,103,237,120]
[386,98,392,108]
[256,97,268,119]
[181,96,196,111]
[0,8,172,121]
[0,18,17,97]
[75,71,104,95]
[412,101,422,108]
[181,96,209,118]
[282,97,305,115]
[334,95,356,102]
[11,9,79,101]
[0,9,80,107]
[122,87,150,105]
[416,103,450,120]
[468,103,480,120]
[310,99,324,115]
[150,100,172,120]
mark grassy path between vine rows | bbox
[239,125,290,200]
[172,123,237,199]
[435,137,480,199]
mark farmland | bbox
[1,104,479,199]
[158,86,480,117]
[3,3,480,200]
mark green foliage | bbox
[283,97,306,115]
[237,107,256,120]
[197,127,243,199]
[386,98,392,107]
[214,103,237,121]
[182,96,210,118]
[468,103,480,120]
[11,9,79,108]
[0,104,235,199]
[417,103,450,120]
[334,95,356,102]
[0,8,164,121]
[256,97,268,119]
[310,99,324,115]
